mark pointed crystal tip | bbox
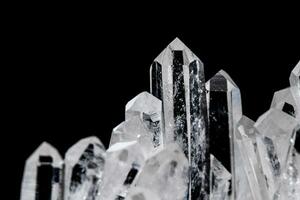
[27,141,63,165]
[207,69,239,91]
[168,37,187,50]
[154,37,200,65]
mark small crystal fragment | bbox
[99,141,145,200]
[64,136,106,200]
[271,87,300,119]
[20,142,63,200]
[133,143,189,200]
[109,116,155,155]
[125,92,162,147]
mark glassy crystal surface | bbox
[210,154,231,200]
[64,137,106,200]
[150,38,209,200]
[19,38,300,200]
[133,143,189,200]
[99,141,146,200]
[289,60,300,90]
[255,109,300,198]
[21,142,63,200]
[125,91,162,147]
[206,70,242,200]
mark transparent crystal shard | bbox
[133,143,189,200]
[255,109,300,198]
[21,142,63,200]
[210,154,231,200]
[235,116,269,200]
[99,141,145,200]
[64,136,106,200]
[109,116,155,155]
[150,38,209,200]
[125,187,161,200]
[206,70,242,200]
[271,87,300,120]
[289,60,300,90]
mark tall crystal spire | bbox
[64,136,106,200]
[150,38,209,199]
[20,142,63,200]
[206,70,243,200]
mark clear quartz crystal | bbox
[235,116,269,200]
[64,137,106,200]
[98,141,146,200]
[273,127,300,200]
[271,87,300,120]
[21,142,63,200]
[206,70,242,200]
[255,109,300,198]
[125,91,163,148]
[132,143,189,200]
[20,39,300,200]
[210,154,231,200]
[150,38,209,200]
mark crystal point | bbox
[21,142,63,200]
[64,136,106,200]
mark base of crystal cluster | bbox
[20,38,300,200]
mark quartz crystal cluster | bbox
[20,38,300,200]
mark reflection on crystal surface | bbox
[21,142,63,200]
[64,137,106,200]
[150,38,209,200]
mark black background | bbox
[4,4,300,199]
